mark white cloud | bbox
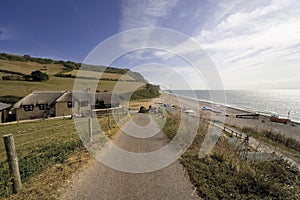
[133,63,208,90]
[119,0,179,55]
[194,0,300,89]
[117,0,300,89]
[120,0,179,31]
[0,28,11,40]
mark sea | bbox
[168,90,300,123]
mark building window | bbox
[23,105,34,111]
[38,104,48,110]
[80,101,88,107]
[67,101,74,108]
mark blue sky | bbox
[1,0,300,89]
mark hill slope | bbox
[0,53,157,102]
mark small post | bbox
[3,134,22,193]
[88,117,92,143]
[117,109,120,121]
[107,113,111,129]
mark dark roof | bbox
[0,102,11,111]
[56,92,72,102]
[95,93,120,105]
[72,91,93,102]
[14,91,67,108]
[57,91,120,105]
[14,91,120,108]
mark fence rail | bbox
[188,113,300,170]
[0,110,128,198]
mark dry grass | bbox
[0,76,145,97]
[0,60,64,75]
[128,98,154,110]
[5,149,92,200]
[162,112,300,199]
[62,70,134,81]
[0,115,123,199]
[0,59,145,97]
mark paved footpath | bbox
[61,114,200,200]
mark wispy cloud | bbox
[118,0,179,65]
[0,28,7,40]
[193,0,300,89]
[117,0,300,89]
[0,29,4,40]
[0,27,14,40]
[120,0,179,31]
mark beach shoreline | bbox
[156,91,300,143]
[164,91,300,123]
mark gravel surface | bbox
[61,114,200,200]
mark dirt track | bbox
[61,114,199,200]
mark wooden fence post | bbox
[88,117,92,143]
[107,113,111,129]
[3,134,22,193]
[117,109,120,122]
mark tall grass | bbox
[163,112,300,199]
[0,115,120,198]
[242,127,300,152]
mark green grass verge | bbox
[226,124,300,161]
[0,119,81,198]
[0,115,121,198]
[163,112,300,199]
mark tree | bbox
[31,70,49,82]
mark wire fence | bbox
[0,118,88,198]
[0,111,127,198]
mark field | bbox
[0,114,122,199]
[0,78,146,97]
[0,59,146,97]
[0,60,64,75]
[61,70,135,81]
[0,55,158,199]
[128,98,156,110]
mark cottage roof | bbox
[0,102,11,111]
[14,91,67,108]
[72,91,93,102]
[57,91,120,105]
[95,93,120,105]
[56,92,72,102]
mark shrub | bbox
[2,75,24,81]
[129,84,160,100]
[138,106,148,113]
[31,70,49,82]
[0,95,21,104]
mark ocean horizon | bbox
[166,90,300,123]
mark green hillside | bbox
[0,53,157,103]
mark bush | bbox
[2,75,24,81]
[31,70,49,82]
[0,95,21,104]
[0,69,26,76]
[129,84,160,100]
[138,106,148,113]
